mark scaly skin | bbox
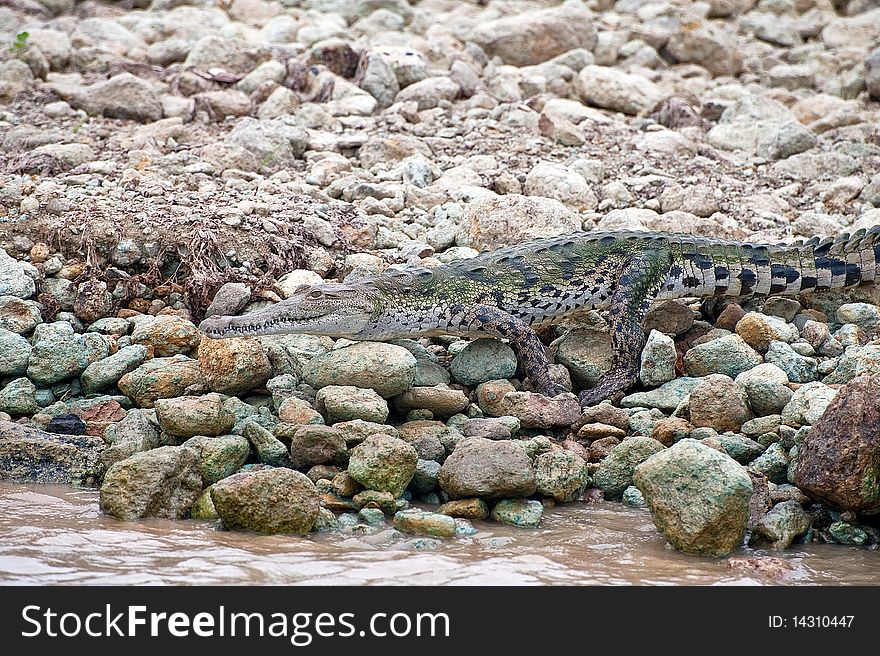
[199,227,880,407]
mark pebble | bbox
[490,499,544,528]
[315,385,389,424]
[347,434,417,497]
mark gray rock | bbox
[756,121,817,160]
[643,300,694,336]
[348,434,417,496]
[467,4,597,67]
[494,391,581,429]
[736,363,793,416]
[622,485,647,508]
[0,328,31,375]
[184,34,264,76]
[0,377,40,415]
[457,194,581,251]
[828,521,869,546]
[490,498,543,528]
[823,345,880,385]
[392,385,469,419]
[205,283,252,318]
[535,450,590,502]
[683,334,762,378]
[867,47,880,101]
[0,420,104,485]
[359,51,399,109]
[594,436,666,499]
[438,436,535,500]
[621,377,703,412]
[750,500,811,549]
[523,162,597,211]
[211,468,320,535]
[100,446,203,520]
[781,382,837,427]
[450,339,516,387]
[554,327,613,389]
[78,73,162,123]
[575,65,665,115]
[397,420,452,462]
[639,329,676,387]
[0,249,36,299]
[183,435,250,485]
[408,459,441,494]
[665,19,742,77]
[80,345,148,394]
[836,303,880,332]
[225,118,308,174]
[303,342,416,398]
[315,385,389,423]
[634,439,753,557]
[242,421,290,467]
[765,341,818,383]
[394,76,459,111]
[27,323,110,385]
[748,442,789,484]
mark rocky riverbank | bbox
[1,0,879,558]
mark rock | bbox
[184,34,265,76]
[634,439,753,557]
[0,249,36,299]
[683,334,762,378]
[0,420,104,485]
[623,485,647,508]
[358,134,431,171]
[210,468,320,534]
[736,363,793,416]
[794,375,880,513]
[496,392,581,429]
[131,315,201,356]
[397,420,450,462]
[823,345,880,385]
[78,73,162,123]
[154,393,234,439]
[490,499,543,528]
[80,345,148,394]
[644,300,694,337]
[523,162,597,211]
[289,425,347,469]
[224,118,308,174]
[821,8,880,50]
[359,51,399,108]
[347,434,417,496]
[394,76,459,111]
[333,419,398,447]
[437,498,489,520]
[765,341,817,383]
[277,396,324,425]
[409,458,441,494]
[462,418,514,440]
[315,385,389,424]
[457,194,581,251]
[553,327,613,389]
[750,500,811,550]
[242,421,290,467]
[665,20,742,77]
[707,96,800,154]
[392,385,469,419]
[836,303,880,332]
[197,336,272,396]
[118,355,207,408]
[438,436,536,500]
[748,443,789,484]
[0,378,39,415]
[450,339,516,387]
[828,521,868,546]
[757,122,817,161]
[99,446,203,521]
[867,47,880,101]
[205,283,251,318]
[735,312,798,353]
[0,296,42,334]
[27,324,110,385]
[621,377,703,412]
[467,4,597,67]
[575,65,665,115]
[593,436,666,499]
[639,329,676,387]
[688,374,752,432]
[183,434,250,485]
[535,450,590,502]
[781,382,837,427]
[393,508,455,537]
[46,414,86,436]
[0,328,31,375]
[303,342,416,398]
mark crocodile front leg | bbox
[579,253,668,408]
[452,304,557,397]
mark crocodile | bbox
[199,227,880,407]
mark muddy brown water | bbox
[1,482,877,586]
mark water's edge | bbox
[1,482,877,585]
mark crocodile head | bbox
[199,282,378,339]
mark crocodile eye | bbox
[307,290,323,299]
